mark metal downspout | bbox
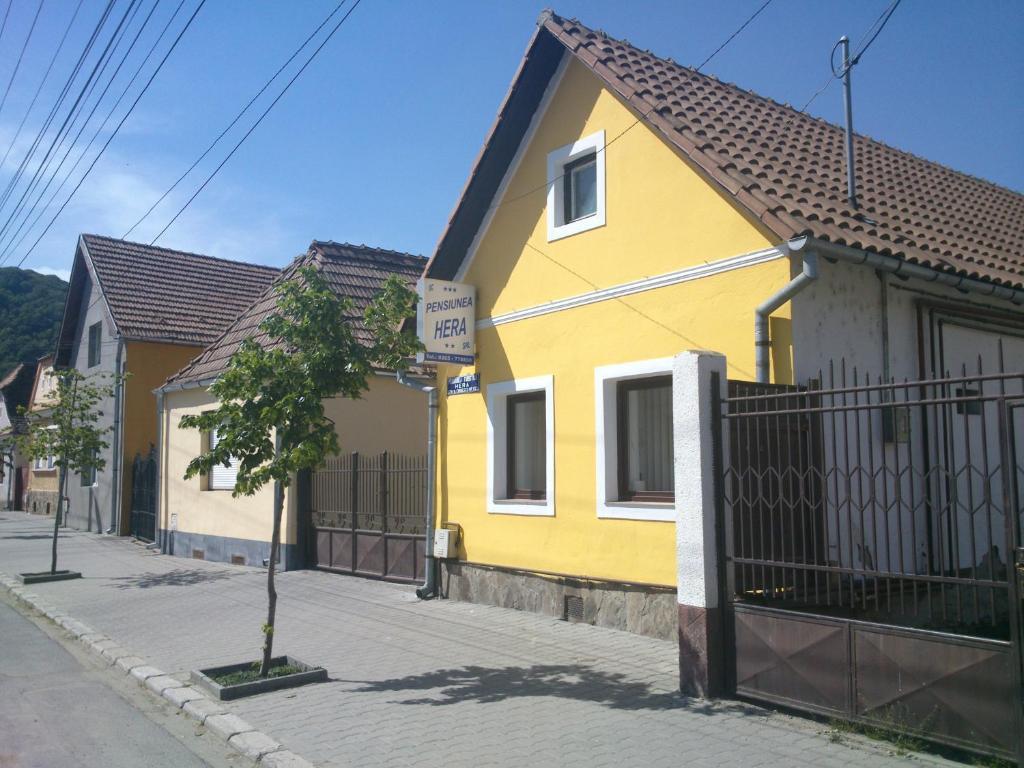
[107,338,125,534]
[154,390,166,552]
[396,368,439,599]
[755,251,819,383]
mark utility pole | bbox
[839,35,858,211]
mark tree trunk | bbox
[51,465,66,574]
[259,477,284,677]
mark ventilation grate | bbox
[564,594,584,622]
[231,554,246,566]
[192,548,205,560]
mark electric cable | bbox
[0,0,122,219]
[0,0,45,121]
[0,0,87,174]
[1,0,186,264]
[0,0,116,219]
[0,0,151,254]
[148,0,362,245]
[0,0,164,260]
[122,0,351,240]
[14,0,207,268]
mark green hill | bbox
[0,267,68,375]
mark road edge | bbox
[0,570,316,768]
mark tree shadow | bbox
[106,568,236,589]
[347,663,756,715]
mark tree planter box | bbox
[191,656,326,700]
[18,570,82,584]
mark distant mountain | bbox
[0,267,68,376]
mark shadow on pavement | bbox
[106,568,236,589]
[348,663,756,715]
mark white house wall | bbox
[785,258,1023,590]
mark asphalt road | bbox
[0,593,239,768]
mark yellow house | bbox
[157,241,430,571]
[423,12,1024,643]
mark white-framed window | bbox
[595,358,675,521]
[546,130,606,241]
[486,375,555,516]
[87,321,102,368]
[207,426,240,491]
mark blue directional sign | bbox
[447,373,481,396]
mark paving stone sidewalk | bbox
[0,513,959,768]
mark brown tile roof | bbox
[81,234,279,346]
[164,241,426,388]
[429,11,1024,291]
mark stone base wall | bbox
[441,561,678,640]
[157,528,302,571]
[25,490,59,517]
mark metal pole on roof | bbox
[840,35,858,210]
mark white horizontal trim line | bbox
[478,246,784,330]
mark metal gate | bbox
[718,360,1024,762]
[307,452,427,583]
[129,446,156,542]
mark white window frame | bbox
[594,357,675,521]
[546,130,606,242]
[486,375,555,516]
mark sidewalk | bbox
[0,513,953,768]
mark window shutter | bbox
[209,428,240,490]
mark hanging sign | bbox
[447,373,481,396]
[417,278,476,365]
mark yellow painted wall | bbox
[438,57,794,586]
[161,375,427,547]
[121,341,203,534]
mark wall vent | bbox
[192,548,205,560]
[564,594,584,622]
[231,554,246,566]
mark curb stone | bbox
[205,713,255,741]
[0,569,317,767]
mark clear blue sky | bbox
[0,0,1021,279]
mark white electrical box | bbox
[433,529,452,559]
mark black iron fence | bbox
[130,446,156,543]
[722,361,1023,638]
[719,357,1024,759]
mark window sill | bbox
[597,501,675,522]
[488,499,554,517]
[547,214,605,243]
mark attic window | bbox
[547,130,606,241]
[87,322,101,368]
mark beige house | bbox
[157,241,430,570]
[22,355,59,516]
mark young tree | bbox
[180,266,421,677]
[18,370,118,574]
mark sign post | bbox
[417,278,476,365]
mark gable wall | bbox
[63,271,120,534]
[438,57,794,588]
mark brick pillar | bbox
[673,350,727,697]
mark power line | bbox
[0,0,13,55]
[0,0,163,260]
[695,0,773,72]
[149,0,363,245]
[0,0,118,217]
[0,0,87,174]
[123,0,351,240]
[1,0,187,264]
[770,0,904,151]
[0,0,45,121]
[15,0,207,268]
[0,0,142,248]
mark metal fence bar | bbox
[722,358,1022,640]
